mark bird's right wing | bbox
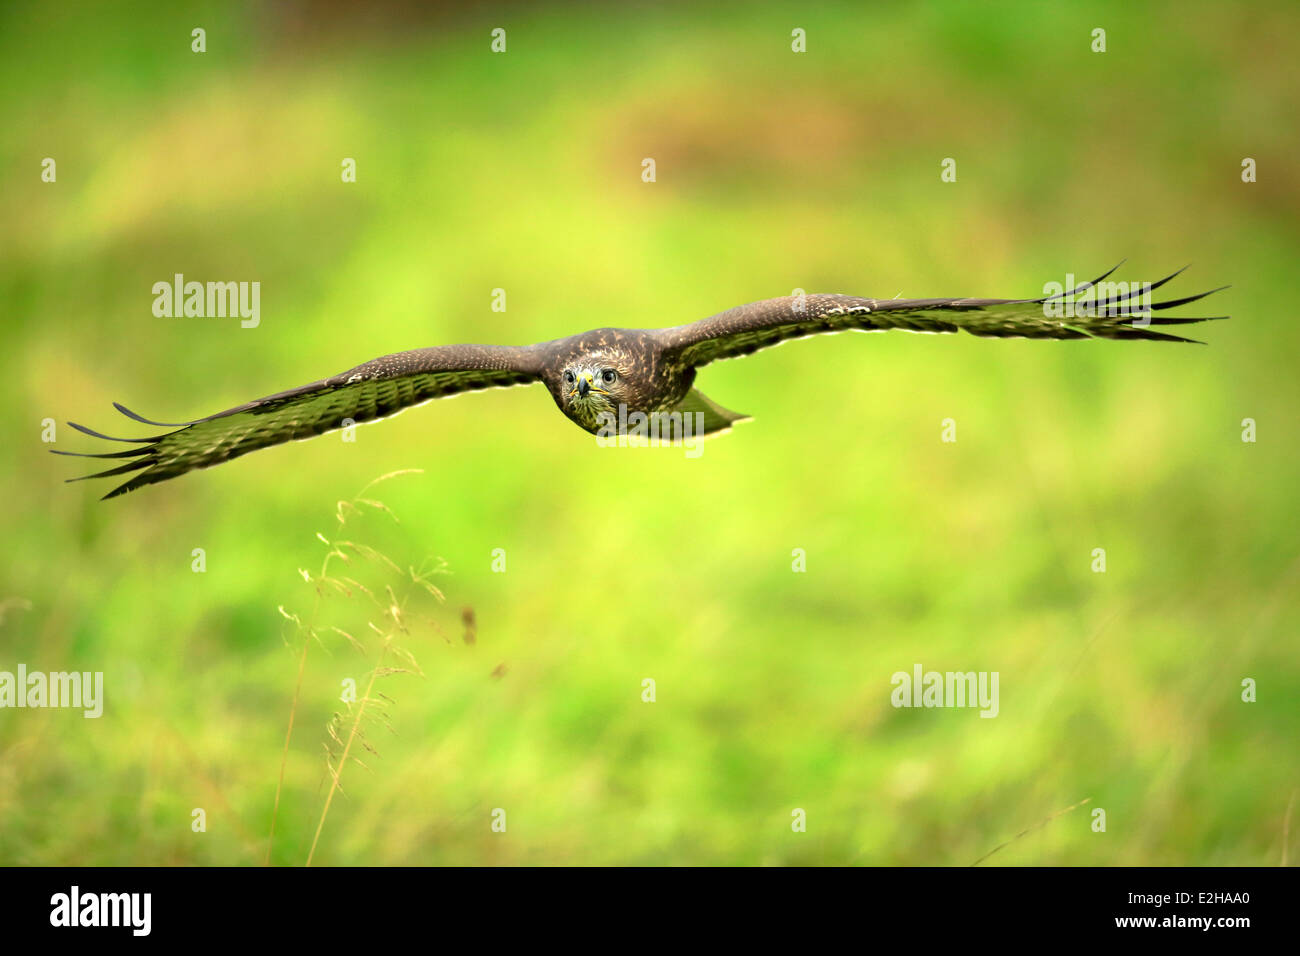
[55,344,543,498]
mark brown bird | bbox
[56,264,1226,498]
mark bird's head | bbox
[558,351,633,428]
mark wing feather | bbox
[57,344,542,498]
[661,265,1228,368]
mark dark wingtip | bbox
[1038,260,1127,304]
[67,420,162,443]
[1077,259,1126,292]
[50,446,150,460]
[113,402,193,427]
[100,472,153,499]
[1150,286,1231,311]
[1145,264,1191,293]
[1094,259,1126,283]
[66,459,152,483]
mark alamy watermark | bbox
[50,886,150,935]
[595,404,707,458]
[152,273,260,328]
[891,664,999,718]
[0,664,103,717]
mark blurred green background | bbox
[1,0,1297,866]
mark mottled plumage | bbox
[56,264,1226,498]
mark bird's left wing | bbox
[659,265,1228,369]
[55,344,543,498]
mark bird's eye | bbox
[564,370,575,384]
[601,369,617,384]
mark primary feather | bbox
[55,344,541,499]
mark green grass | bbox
[1,0,1297,865]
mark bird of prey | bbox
[56,264,1226,499]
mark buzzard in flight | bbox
[56,265,1226,499]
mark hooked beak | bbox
[576,373,592,398]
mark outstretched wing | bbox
[661,265,1228,369]
[55,344,543,499]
